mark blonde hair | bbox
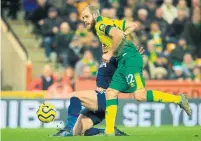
[83,5,100,16]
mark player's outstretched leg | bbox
[53,90,98,136]
[65,97,82,130]
[53,97,82,136]
[134,89,192,116]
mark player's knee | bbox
[73,114,84,136]
[73,121,82,135]
[106,88,119,99]
[80,117,93,134]
[134,89,147,102]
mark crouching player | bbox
[52,46,144,136]
[53,57,122,136]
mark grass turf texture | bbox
[1,126,201,141]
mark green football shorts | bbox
[109,42,145,93]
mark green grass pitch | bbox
[1,126,201,141]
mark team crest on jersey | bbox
[99,24,106,32]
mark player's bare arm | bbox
[124,21,140,36]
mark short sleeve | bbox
[96,22,114,36]
[95,17,125,36]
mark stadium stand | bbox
[1,0,201,93]
[1,19,28,90]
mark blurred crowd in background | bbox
[1,0,201,97]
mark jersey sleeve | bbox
[95,21,114,36]
[95,17,126,36]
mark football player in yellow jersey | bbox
[82,5,192,135]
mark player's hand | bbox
[102,44,108,54]
[133,22,140,31]
[136,45,144,55]
[102,51,113,63]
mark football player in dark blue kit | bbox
[53,57,123,136]
[53,46,144,137]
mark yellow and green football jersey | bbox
[95,16,126,53]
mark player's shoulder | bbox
[96,16,113,23]
[95,16,113,27]
[95,16,113,33]
[95,16,125,32]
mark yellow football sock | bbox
[105,99,118,135]
[147,90,181,104]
